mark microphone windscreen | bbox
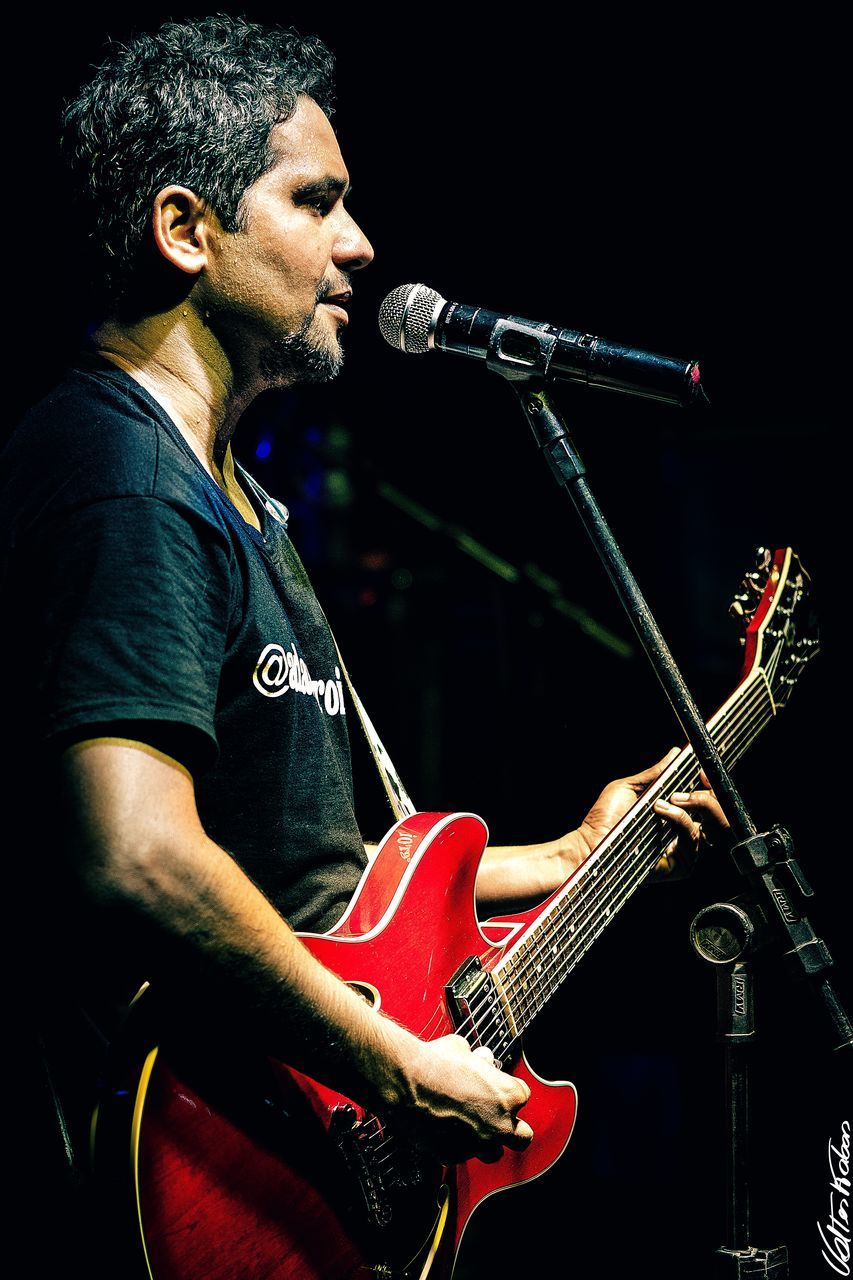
[378,283,445,353]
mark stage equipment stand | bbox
[499,376,851,1279]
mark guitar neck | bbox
[494,667,776,1038]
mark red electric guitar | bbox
[93,547,818,1279]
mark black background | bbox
[7,7,845,1278]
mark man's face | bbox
[201,96,374,385]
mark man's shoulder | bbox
[2,359,221,533]
[8,360,182,494]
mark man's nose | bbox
[335,211,374,272]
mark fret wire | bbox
[512,675,769,960]
[497,680,771,1033]
[485,716,763,1044]
[468,700,769,1047]
[468,677,774,1043]
[492,690,772,1041]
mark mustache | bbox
[315,274,352,303]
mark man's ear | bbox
[150,186,212,276]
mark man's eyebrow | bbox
[292,177,351,201]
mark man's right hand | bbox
[381,1030,534,1164]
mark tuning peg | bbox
[729,590,754,622]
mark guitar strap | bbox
[332,643,417,823]
[240,468,417,826]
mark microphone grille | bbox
[378,283,446,354]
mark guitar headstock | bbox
[730,547,819,707]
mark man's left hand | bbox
[576,747,729,881]
[476,748,729,912]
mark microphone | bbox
[378,283,704,407]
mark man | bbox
[1,15,722,1274]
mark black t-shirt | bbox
[1,354,368,934]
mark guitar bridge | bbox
[329,1105,393,1228]
[445,956,517,1066]
[329,1105,430,1231]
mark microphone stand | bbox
[491,368,851,1278]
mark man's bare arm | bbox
[61,739,532,1161]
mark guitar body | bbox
[96,811,577,1279]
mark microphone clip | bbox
[483,316,558,383]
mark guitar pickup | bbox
[445,956,517,1067]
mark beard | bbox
[258,285,347,386]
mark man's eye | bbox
[303,196,333,215]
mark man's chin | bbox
[259,329,344,387]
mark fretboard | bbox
[493,668,776,1037]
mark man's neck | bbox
[93,308,263,530]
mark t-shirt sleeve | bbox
[19,494,234,771]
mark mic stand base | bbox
[713,1247,789,1279]
[689,906,794,1278]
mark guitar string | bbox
[370,665,803,1170]
[401,672,771,1055]
[417,664,787,1052]
[363,651,810,1159]
[362,655,812,1163]
[360,678,773,1161]
[461,677,773,1046]
[484,698,772,1049]
[477,680,770,1042]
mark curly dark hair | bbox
[61,14,336,305]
